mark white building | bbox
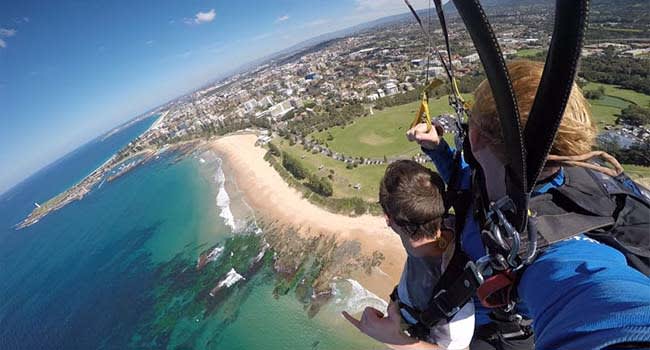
[367,93,380,102]
[427,66,446,77]
[462,53,480,64]
[384,82,399,96]
[236,90,250,103]
[269,100,294,118]
[243,99,258,113]
[259,96,274,108]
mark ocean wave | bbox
[214,158,236,230]
[218,268,245,289]
[207,246,224,262]
[330,278,388,315]
[254,243,270,263]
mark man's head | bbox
[379,160,450,257]
[469,60,596,160]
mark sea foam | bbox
[214,158,236,230]
[218,268,245,289]
[331,278,388,315]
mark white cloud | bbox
[0,28,17,37]
[146,40,155,45]
[275,15,290,23]
[194,9,216,24]
[0,38,6,48]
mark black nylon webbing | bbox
[524,0,590,191]
[451,0,528,232]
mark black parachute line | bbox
[403,0,454,84]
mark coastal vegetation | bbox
[265,144,381,215]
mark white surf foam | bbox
[218,268,245,289]
[254,243,270,263]
[207,246,224,262]
[214,158,236,230]
[331,279,388,315]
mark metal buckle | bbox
[465,260,485,285]
[432,289,460,318]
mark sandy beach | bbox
[210,134,406,299]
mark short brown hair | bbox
[379,160,446,239]
[470,60,596,160]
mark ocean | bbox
[0,118,386,349]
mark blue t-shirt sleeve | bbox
[421,139,471,188]
[518,235,650,349]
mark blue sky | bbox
[0,0,429,193]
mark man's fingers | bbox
[364,306,384,319]
[434,124,445,137]
[341,311,362,331]
[406,129,416,141]
[388,300,400,317]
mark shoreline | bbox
[210,133,406,299]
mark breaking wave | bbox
[214,157,236,230]
[331,278,388,315]
[218,268,245,289]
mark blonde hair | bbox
[470,60,596,160]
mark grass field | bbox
[311,96,465,159]
[515,48,543,58]
[274,138,389,202]
[624,164,650,188]
[584,82,650,107]
[582,82,650,128]
[280,84,650,203]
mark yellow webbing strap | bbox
[410,79,443,131]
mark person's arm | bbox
[518,236,650,349]
[406,123,469,186]
[342,302,443,349]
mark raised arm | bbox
[406,123,469,186]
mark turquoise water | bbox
[0,122,384,349]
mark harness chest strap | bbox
[391,250,483,331]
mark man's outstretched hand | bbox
[406,123,444,150]
[342,302,413,346]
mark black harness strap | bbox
[451,0,528,232]
[391,243,482,333]
[524,0,590,191]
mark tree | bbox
[584,89,603,100]
[281,151,308,180]
[307,174,333,197]
[267,142,281,157]
[617,105,650,126]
